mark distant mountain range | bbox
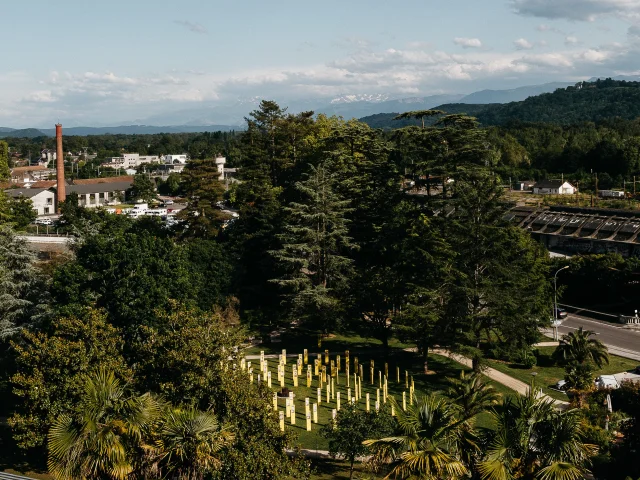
[4,77,640,137]
[0,128,49,139]
[0,125,241,138]
[455,82,574,104]
[360,78,640,129]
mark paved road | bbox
[0,472,36,480]
[555,314,640,361]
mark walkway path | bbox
[430,348,569,408]
[248,346,569,407]
[0,472,38,480]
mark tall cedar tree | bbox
[0,226,50,339]
[127,174,156,203]
[230,102,320,327]
[0,141,10,180]
[444,168,551,368]
[180,158,228,237]
[271,161,355,330]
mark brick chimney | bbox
[55,124,65,211]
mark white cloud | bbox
[7,32,640,128]
[512,0,640,22]
[518,52,573,68]
[536,23,565,34]
[334,36,375,50]
[174,20,208,34]
[25,90,56,103]
[407,41,431,49]
[453,37,483,48]
[514,38,534,49]
[578,49,609,62]
[565,36,579,45]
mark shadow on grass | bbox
[310,457,389,480]
[246,327,409,358]
[0,423,49,478]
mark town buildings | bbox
[3,176,134,216]
[5,188,56,216]
[532,180,576,195]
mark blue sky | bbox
[1,0,639,127]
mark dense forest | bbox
[5,80,640,190]
[363,79,640,128]
[2,100,640,479]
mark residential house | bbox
[5,188,56,216]
[66,179,133,207]
[164,154,188,165]
[103,153,161,169]
[514,180,535,191]
[532,180,576,195]
[10,166,56,183]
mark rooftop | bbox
[11,166,51,173]
[66,181,132,194]
[72,176,134,185]
[533,180,573,188]
[4,188,51,198]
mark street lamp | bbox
[554,266,570,340]
[531,372,538,391]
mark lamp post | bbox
[554,266,570,340]
[531,372,538,392]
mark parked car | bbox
[595,375,619,389]
[163,200,174,206]
[35,217,53,225]
[634,365,640,374]
[554,307,568,319]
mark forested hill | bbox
[360,104,488,129]
[360,79,640,129]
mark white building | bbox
[105,153,162,169]
[66,181,132,208]
[215,156,226,180]
[5,188,56,216]
[10,166,57,183]
[164,154,189,165]
[532,180,576,195]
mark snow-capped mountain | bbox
[329,93,393,104]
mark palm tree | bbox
[553,327,609,368]
[446,370,501,422]
[364,394,472,479]
[477,389,597,480]
[155,407,235,480]
[48,370,160,480]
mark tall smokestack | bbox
[55,124,65,210]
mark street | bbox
[556,314,640,361]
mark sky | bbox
[1,0,640,127]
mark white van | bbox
[595,375,619,389]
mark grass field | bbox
[309,458,387,479]
[245,329,415,357]
[485,346,639,401]
[252,346,514,451]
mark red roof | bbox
[72,176,134,185]
[11,166,48,173]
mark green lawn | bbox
[309,457,387,479]
[485,346,639,401]
[252,346,513,450]
[245,329,414,356]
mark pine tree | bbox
[271,161,355,330]
[179,158,227,237]
[0,141,10,181]
[0,226,50,338]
